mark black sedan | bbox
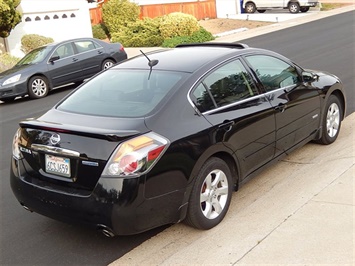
[0,37,127,102]
[10,43,346,236]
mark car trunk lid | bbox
[17,109,149,194]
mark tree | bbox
[0,0,22,38]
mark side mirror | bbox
[49,55,60,63]
[302,71,318,82]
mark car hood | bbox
[0,64,35,79]
[20,108,150,141]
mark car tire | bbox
[245,2,257,13]
[185,157,233,230]
[300,7,310,12]
[102,59,115,70]
[257,9,266,13]
[289,2,300,13]
[316,95,343,145]
[28,76,49,99]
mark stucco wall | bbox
[7,0,93,58]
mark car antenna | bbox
[140,50,159,80]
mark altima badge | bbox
[50,133,61,145]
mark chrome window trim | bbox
[187,56,264,116]
[201,94,267,116]
[31,144,80,157]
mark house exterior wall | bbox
[7,0,92,58]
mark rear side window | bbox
[191,59,258,112]
[57,69,185,117]
[74,40,98,53]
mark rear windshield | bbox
[57,69,185,117]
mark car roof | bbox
[116,43,261,73]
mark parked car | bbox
[10,43,346,236]
[243,0,318,13]
[0,37,127,102]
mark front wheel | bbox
[28,76,49,99]
[289,2,300,13]
[245,2,256,13]
[317,95,342,145]
[185,157,233,230]
[257,9,266,13]
[300,7,310,12]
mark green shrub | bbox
[0,53,20,73]
[162,27,215,48]
[159,12,200,39]
[21,34,54,54]
[111,17,164,47]
[102,0,140,35]
[92,23,107,40]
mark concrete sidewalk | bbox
[111,108,354,266]
[112,5,354,265]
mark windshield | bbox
[16,46,52,66]
[57,69,186,117]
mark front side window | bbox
[191,59,258,112]
[57,69,185,117]
[53,43,75,59]
[245,55,300,92]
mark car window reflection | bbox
[192,59,258,112]
[245,55,300,91]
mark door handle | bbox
[218,120,234,132]
[275,103,287,113]
[72,57,78,62]
[98,50,103,54]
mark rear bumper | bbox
[10,157,184,235]
[302,2,318,7]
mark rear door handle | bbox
[72,57,78,62]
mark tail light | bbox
[12,128,23,160]
[102,132,169,177]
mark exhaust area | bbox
[97,224,116,238]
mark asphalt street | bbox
[0,5,354,266]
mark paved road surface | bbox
[0,7,354,266]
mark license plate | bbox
[45,154,71,178]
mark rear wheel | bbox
[102,59,115,70]
[289,2,300,13]
[317,95,342,145]
[257,9,266,13]
[28,76,49,99]
[300,7,310,12]
[245,2,256,13]
[185,157,233,230]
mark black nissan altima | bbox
[0,37,127,102]
[10,43,346,236]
